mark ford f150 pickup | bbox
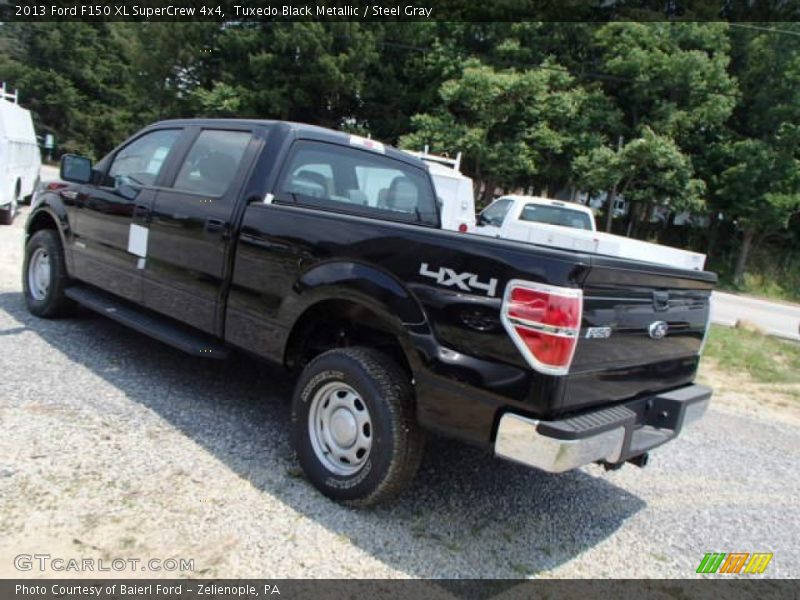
[23,119,714,506]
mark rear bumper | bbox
[494,383,711,472]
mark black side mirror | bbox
[477,212,488,226]
[60,154,93,184]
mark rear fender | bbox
[282,260,431,370]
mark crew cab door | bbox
[142,126,258,334]
[70,128,184,303]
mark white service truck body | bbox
[404,149,476,232]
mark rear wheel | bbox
[23,229,74,317]
[291,347,424,506]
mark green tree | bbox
[0,22,138,156]
[709,25,800,284]
[400,57,616,205]
[575,128,704,234]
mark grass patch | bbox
[703,325,800,384]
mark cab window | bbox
[173,130,252,197]
[108,129,181,187]
[277,141,438,226]
[519,203,594,230]
[480,198,513,227]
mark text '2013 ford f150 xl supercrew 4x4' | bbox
[24,120,714,505]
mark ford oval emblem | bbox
[648,321,669,340]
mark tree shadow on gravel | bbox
[1,291,646,579]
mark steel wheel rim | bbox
[28,247,51,301]
[308,382,373,476]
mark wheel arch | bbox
[25,205,73,274]
[282,261,431,377]
[283,296,423,379]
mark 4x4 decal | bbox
[419,263,498,297]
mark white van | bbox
[0,84,42,224]
[404,149,476,232]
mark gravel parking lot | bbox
[1,206,798,579]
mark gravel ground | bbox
[1,205,798,579]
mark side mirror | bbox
[60,154,93,184]
[476,212,488,226]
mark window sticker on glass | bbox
[146,146,170,175]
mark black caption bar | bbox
[1,0,799,22]
[1,579,795,600]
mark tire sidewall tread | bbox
[23,229,73,318]
[292,347,424,507]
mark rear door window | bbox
[277,141,438,226]
[173,129,252,196]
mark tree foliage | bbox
[1,21,798,287]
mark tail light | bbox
[500,280,583,375]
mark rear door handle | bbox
[205,218,225,233]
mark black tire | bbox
[22,229,74,318]
[0,200,16,225]
[22,177,39,205]
[291,347,424,506]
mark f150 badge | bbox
[419,263,498,297]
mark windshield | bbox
[519,204,594,230]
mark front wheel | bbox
[23,229,74,317]
[291,347,424,506]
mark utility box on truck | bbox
[404,148,476,233]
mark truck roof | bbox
[147,118,426,169]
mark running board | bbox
[65,285,229,359]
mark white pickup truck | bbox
[475,195,706,271]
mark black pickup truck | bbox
[24,119,714,505]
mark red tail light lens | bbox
[501,281,582,375]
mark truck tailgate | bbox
[563,261,714,413]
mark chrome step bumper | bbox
[494,384,711,473]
